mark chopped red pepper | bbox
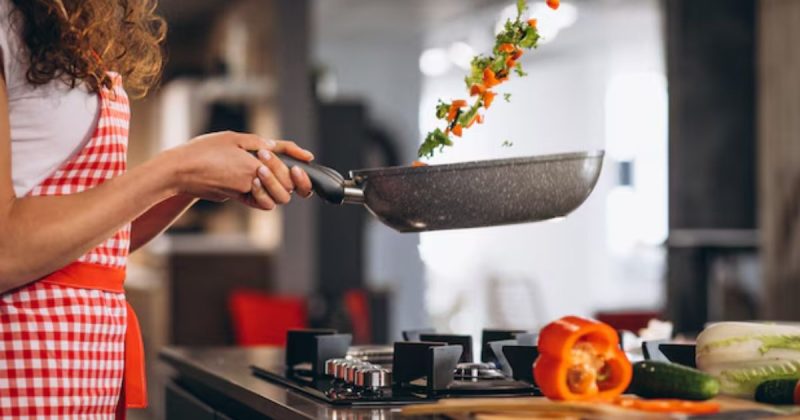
[795,380,800,404]
[615,398,720,415]
[534,316,632,401]
[452,124,463,137]
[451,99,468,108]
[505,57,517,68]
[547,0,560,10]
[511,49,523,60]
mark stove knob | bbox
[345,361,367,384]
[335,360,352,380]
[355,367,390,390]
[324,358,348,377]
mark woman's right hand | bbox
[158,131,312,205]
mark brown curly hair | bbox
[8,0,166,98]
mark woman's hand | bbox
[244,140,314,210]
[160,131,313,208]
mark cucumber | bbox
[755,379,798,405]
[630,361,720,401]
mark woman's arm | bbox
[129,194,197,252]
[128,147,314,252]
[0,77,311,291]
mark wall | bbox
[418,0,666,337]
[313,6,429,339]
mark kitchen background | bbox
[123,0,799,417]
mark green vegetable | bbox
[630,361,720,401]
[503,93,512,102]
[754,379,798,405]
[418,0,544,159]
[696,322,800,398]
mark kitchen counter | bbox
[160,346,406,419]
[159,347,788,420]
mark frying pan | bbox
[279,151,604,233]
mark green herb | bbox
[418,0,547,159]
[502,140,514,147]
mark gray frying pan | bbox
[279,151,604,233]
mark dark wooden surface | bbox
[160,346,407,419]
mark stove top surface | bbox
[250,328,541,406]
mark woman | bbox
[0,0,314,417]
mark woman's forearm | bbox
[130,193,198,252]
[0,152,179,290]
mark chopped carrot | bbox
[411,161,428,167]
[498,43,515,53]
[470,84,486,96]
[483,91,496,109]
[483,68,501,88]
[446,107,458,122]
[451,99,468,108]
[528,18,538,28]
[452,124,463,137]
[547,0,560,10]
[511,49,523,60]
[505,57,517,68]
[476,114,484,124]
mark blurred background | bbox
[126,0,800,416]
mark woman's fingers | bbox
[291,166,313,198]
[257,165,292,204]
[267,140,314,162]
[257,150,293,191]
[249,178,276,210]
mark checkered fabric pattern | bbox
[0,282,127,419]
[27,75,131,269]
[0,75,131,418]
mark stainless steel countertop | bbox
[160,346,407,420]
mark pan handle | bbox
[276,155,351,204]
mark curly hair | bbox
[8,0,166,98]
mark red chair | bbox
[343,289,371,344]
[595,310,662,333]
[228,289,308,346]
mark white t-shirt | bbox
[0,0,99,197]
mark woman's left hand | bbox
[242,140,314,210]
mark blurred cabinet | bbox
[759,0,800,321]
[665,0,757,333]
[157,235,273,346]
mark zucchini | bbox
[631,361,720,401]
[755,379,798,405]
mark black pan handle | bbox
[276,155,347,204]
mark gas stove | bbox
[250,329,542,406]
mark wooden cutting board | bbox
[400,396,797,419]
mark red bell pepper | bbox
[534,316,632,401]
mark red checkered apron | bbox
[0,74,146,418]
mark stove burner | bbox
[453,362,507,381]
[251,328,541,406]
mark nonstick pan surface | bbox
[280,151,604,232]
